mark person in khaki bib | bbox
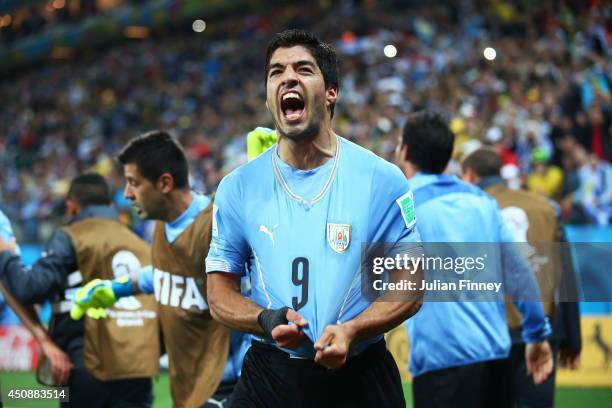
[462,147,581,408]
[72,131,248,408]
[0,173,159,408]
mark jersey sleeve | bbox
[205,173,250,276]
[0,210,20,255]
[137,265,154,294]
[369,163,423,258]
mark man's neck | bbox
[164,189,193,223]
[277,127,337,170]
[478,175,504,190]
[401,162,419,180]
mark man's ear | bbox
[461,167,478,184]
[326,86,338,108]
[157,173,175,194]
[400,144,409,162]
[66,199,80,216]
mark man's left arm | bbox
[497,208,553,384]
[314,264,423,368]
[498,217,552,343]
[314,166,424,368]
[70,266,154,320]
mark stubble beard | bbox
[276,106,325,143]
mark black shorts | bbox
[412,345,558,408]
[228,340,405,408]
[484,342,558,408]
[202,381,236,408]
[412,361,490,408]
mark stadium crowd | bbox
[1,0,611,243]
[0,0,133,44]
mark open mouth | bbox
[280,91,305,122]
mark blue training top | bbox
[405,173,551,377]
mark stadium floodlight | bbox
[484,47,497,61]
[192,19,207,33]
[384,44,398,58]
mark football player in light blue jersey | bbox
[206,29,423,407]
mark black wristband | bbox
[258,307,289,336]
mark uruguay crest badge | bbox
[327,223,351,253]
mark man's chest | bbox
[243,191,371,268]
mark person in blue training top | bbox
[205,29,424,408]
[394,111,553,408]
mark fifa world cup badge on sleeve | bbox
[396,191,416,229]
[327,223,351,253]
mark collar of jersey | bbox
[271,136,341,207]
[164,192,210,244]
[408,172,442,191]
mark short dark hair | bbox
[265,29,339,118]
[117,130,189,189]
[67,173,111,207]
[401,112,454,174]
[462,148,502,178]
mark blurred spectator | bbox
[527,148,564,198]
[587,103,612,162]
[571,146,612,225]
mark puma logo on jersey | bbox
[259,224,278,246]
[153,269,208,310]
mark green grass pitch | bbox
[0,371,611,407]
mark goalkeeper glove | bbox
[70,276,133,320]
[247,127,277,161]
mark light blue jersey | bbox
[206,137,422,357]
[0,210,20,255]
[405,173,550,377]
[0,209,21,325]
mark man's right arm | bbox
[205,174,308,347]
[207,272,263,334]
[0,282,72,384]
[0,230,76,304]
[205,174,258,331]
[207,272,307,348]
